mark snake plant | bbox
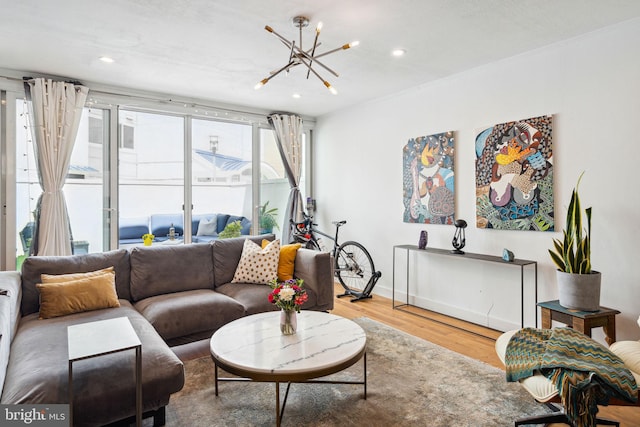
[548,172,592,274]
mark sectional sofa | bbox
[0,234,334,426]
[119,213,252,245]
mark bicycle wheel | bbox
[335,241,375,293]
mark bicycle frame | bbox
[291,213,342,260]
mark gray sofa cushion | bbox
[134,289,245,342]
[0,301,184,426]
[129,244,214,301]
[20,249,131,316]
[212,234,274,287]
[215,283,280,315]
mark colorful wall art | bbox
[403,132,455,225]
[475,115,553,231]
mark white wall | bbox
[315,18,640,341]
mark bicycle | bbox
[290,212,381,302]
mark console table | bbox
[392,245,538,332]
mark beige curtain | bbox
[268,113,304,243]
[25,78,89,256]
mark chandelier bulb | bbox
[324,81,338,95]
[254,78,268,90]
[316,22,323,33]
[265,25,273,33]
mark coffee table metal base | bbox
[212,353,367,426]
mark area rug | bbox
[165,317,550,426]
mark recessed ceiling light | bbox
[99,56,115,63]
[292,93,301,99]
[392,49,406,57]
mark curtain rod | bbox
[0,73,316,125]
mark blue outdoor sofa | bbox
[119,213,251,245]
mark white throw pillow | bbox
[231,239,280,284]
[196,216,218,236]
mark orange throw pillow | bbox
[263,239,301,282]
[37,269,120,319]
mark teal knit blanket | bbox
[505,327,637,427]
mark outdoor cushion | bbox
[196,216,218,236]
[150,214,184,241]
[119,217,149,242]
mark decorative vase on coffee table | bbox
[280,309,297,335]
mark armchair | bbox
[495,320,640,426]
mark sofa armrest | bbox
[293,249,334,311]
[0,271,22,338]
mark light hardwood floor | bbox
[331,283,640,427]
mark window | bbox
[120,123,135,149]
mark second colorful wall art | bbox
[475,115,554,231]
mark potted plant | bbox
[259,201,280,234]
[548,172,601,311]
[218,221,242,239]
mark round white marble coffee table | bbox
[210,311,367,426]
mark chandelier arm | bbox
[295,51,339,78]
[268,26,295,49]
[278,38,293,50]
[297,56,329,85]
[306,31,321,79]
[288,40,296,63]
[313,43,353,59]
[266,60,298,83]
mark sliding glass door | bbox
[10,97,311,264]
[117,110,184,247]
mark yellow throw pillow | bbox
[262,240,301,282]
[41,266,115,283]
[37,271,120,319]
[231,239,280,284]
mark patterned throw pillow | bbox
[231,239,280,284]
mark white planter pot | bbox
[556,270,602,311]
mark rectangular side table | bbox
[537,300,620,345]
[68,317,142,427]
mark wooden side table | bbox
[537,300,620,345]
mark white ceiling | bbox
[2,0,640,117]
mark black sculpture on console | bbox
[451,219,467,254]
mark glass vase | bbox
[280,309,297,335]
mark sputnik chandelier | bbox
[255,16,359,95]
